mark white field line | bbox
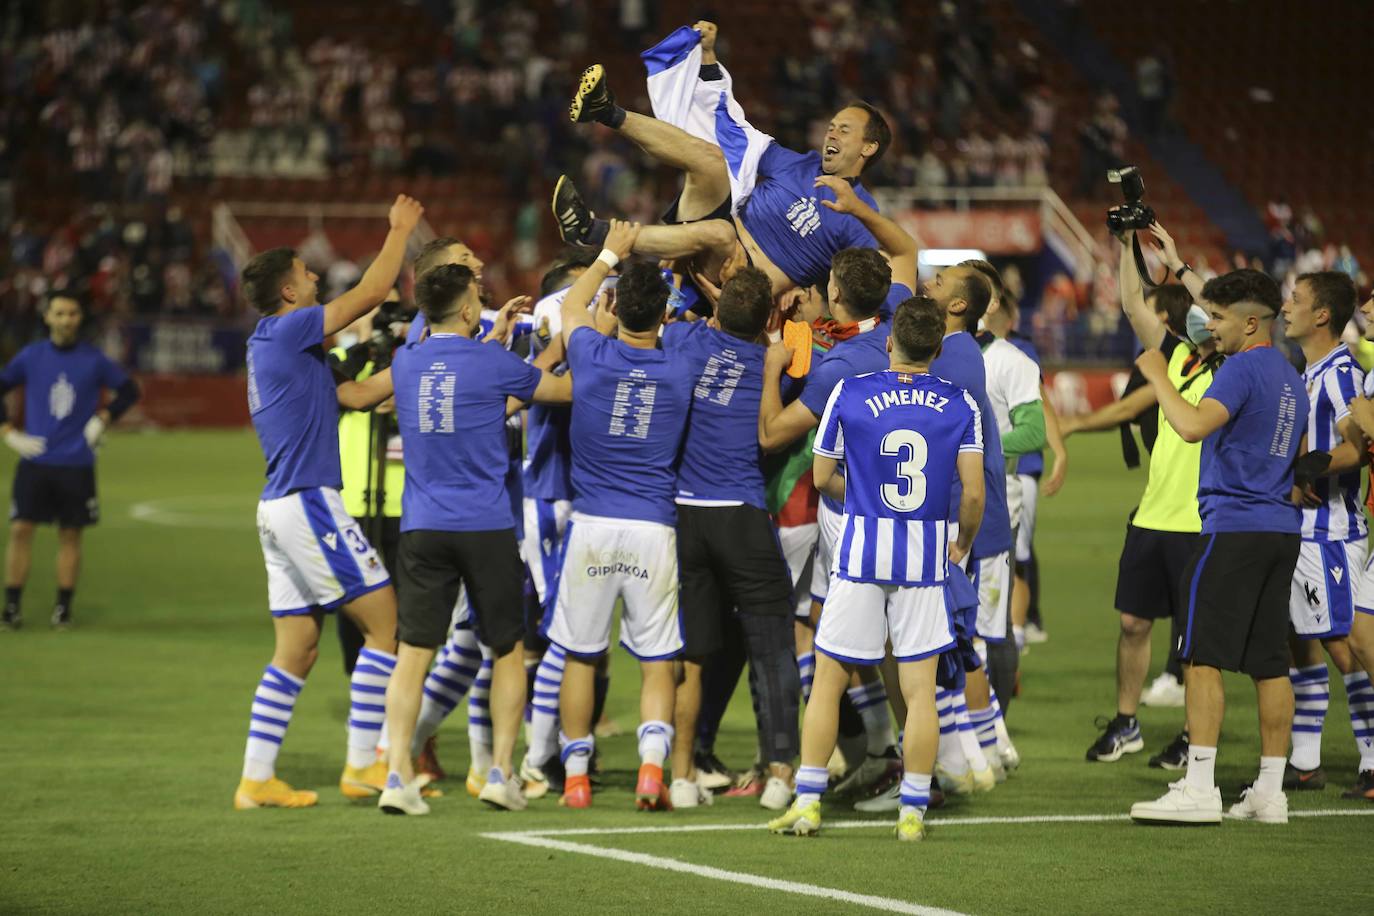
[483,806,1374,839]
[480,831,967,916]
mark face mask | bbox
[1185,304,1212,346]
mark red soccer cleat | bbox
[560,774,592,809]
[635,763,672,811]
[416,736,446,783]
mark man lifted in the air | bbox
[553,21,890,296]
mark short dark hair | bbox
[1201,268,1282,315]
[1147,284,1194,338]
[891,295,945,363]
[846,101,892,172]
[242,247,297,315]
[415,263,476,324]
[960,258,1004,304]
[954,268,993,331]
[414,236,462,281]
[715,267,773,338]
[614,260,670,333]
[831,248,891,318]
[541,249,598,298]
[1298,270,1358,333]
[43,289,84,313]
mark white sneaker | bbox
[1141,672,1186,708]
[1024,622,1049,644]
[379,775,431,816]
[1130,780,1222,824]
[760,776,792,811]
[670,778,712,809]
[519,758,550,800]
[479,773,528,811]
[853,780,901,813]
[998,739,1021,772]
[1226,787,1288,824]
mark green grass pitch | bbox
[2,430,1370,915]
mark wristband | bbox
[597,249,620,270]
[1174,263,1192,280]
[766,329,782,344]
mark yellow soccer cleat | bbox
[340,760,389,799]
[970,766,996,794]
[895,810,928,842]
[234,777,319,810]
[466,765,486,798]
[934,764,975,796]
[768,797,822,836]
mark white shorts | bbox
[1015,474,1039,564]
[971,550,1013,642]
[521,497,573,607]
[778,522,819,618]
[1292,538,1365,638]
[809,499,845,605]
[543,512,683,660]
[814,577,955,664]
[256,487,390,616]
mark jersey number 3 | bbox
[880,429,928,512]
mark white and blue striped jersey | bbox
[1303,344,1365,542]
[814,370,982,586]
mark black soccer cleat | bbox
[51,604,72,629]
[1085,715,1144,762]
[1,604,20,631]
[551,175,606,247]
[1341,769,1374,801]
[1148,731,1189,770]
[1282,762,1327,791]
[569,64,615,123]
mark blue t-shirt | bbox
[739,144,880,289]
[929,331,1013,557]
[565,326,693,525]
[0,340,130,467]
[878,282,915,323]
[1198,345,1307,534]
[1007,332,1045,477]
[663,320,766,508]
[814,370,983,586]
[247,306,342,498]
[392,334,541,532]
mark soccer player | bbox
[1084,226,1219,770]
[664,266,801,811]
[554,21,890,295]
[1277,270,1374,791]
[1,292,140,630]
[1131,269,1307,825]
[376,263,571,815]
[233,194,423,811]
[768,294,985,841]
[543,221,693,810]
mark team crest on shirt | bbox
[49,373,76,420]
[367,557,380,571]
[896,373,913,384]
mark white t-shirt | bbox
[980,336,1042,528]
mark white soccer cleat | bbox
[760,776,792,811]
[1024,622,1049,644]
[933,764,975,796]
[853,780,901,813]
[989,754,1008,783]
[998,739,1021,772]
[669,778,713,809]
[1130,780,1222,824]
[1141,672,1186,708]
[379,775,431,816]
[519,758,550,800]
[970,766,996,793]
[1226,787,1288,824]
[479,774,529,811]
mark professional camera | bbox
[1105,166,1156,233]
[368,297,416,368]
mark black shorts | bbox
[1114,523,1201,620]
[396,529,525,651]
[1178,531,1299,679]
[662,192,732,226]
[11,460,98,528]
[677,504,793,658]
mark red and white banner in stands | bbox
[893,209,1043,254]
[1043,369,1133,416]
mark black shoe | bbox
[1341,769,1374,801]
[551,174,606,247]
[693,750,735,791]
[1,605,19,631]
[542,753,566,794]
[569,63,615,123]
[1085,715,1144,762]
[51,604,72,629]
[1148,731,1189,770]
[1283,762,1327,791]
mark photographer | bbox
[329,290,411,673]
[1082,216,1220,772]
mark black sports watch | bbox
[1174,263,1193,280]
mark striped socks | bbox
[795,764,829,805]
[899,771,932,819]
[468,650,494,776]
[1344,671,1374,771]
[527,645,567,766]
[969,703,999,760]
[637,721,674,767]
[847,682,896,754]
[1290,664,1329,771]
[797,651,815,702]
[953,689,990,771]
[243,665,304,781]
[936,689,968,775]
[412,623,482,753]
[346,648,394,768]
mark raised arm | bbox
[1136,350,1228,443]
[1059,383,1158,436]
[758,341,820,451]
[1119,230,1165,350]
[1147,222,1206,302]
[814,175,917,291]
[323,195,424,337]
[561,220,640,348]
